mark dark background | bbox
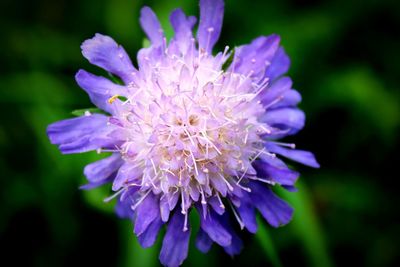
[1,0,399,266]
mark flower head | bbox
[47,0,319,266]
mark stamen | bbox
[270,141,296,149]
[161,168,175,176]
[103,188,125,203]
[183,212,189,232]
[219,45,230,66]
[108,94,120,104]
[251,177,276,185]
[219,173,234,191]
[228,201,244,230]
[97,148,120,153]
[190,150,199,176]
[150,158,158,175]
[236,165,249,184]
[199,185,207,205]
[131,190,151,210]
[204,27,215,56]
[259,125,272,134]
[216,193,225,209]
[264,95,284,109]
[244,128,249,144]
[181,189,186,214]
[199,132,222,155]
[250,147,266,163]
[250,148,276,158]
[236,182,251,192]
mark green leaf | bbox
[256,216,283,267]
[82,185,115,214]
[187,209,217,267]
[71,108,107,117]
[222,48,235,71]
[118,95,128,102]
[108,72,124,85]
[142,38,151,48]
[120,221,159,267]
[277,181,333,267]
[316,67,400,141]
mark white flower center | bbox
[113,49,270,213]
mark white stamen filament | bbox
[131,190,151,210]
[228,201,244,230]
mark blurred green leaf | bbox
[186,209,216,267]
[82,185,116,214]
[278,182,333,267]
[105,0,142,48]
[120,220,159,267]
[108,72,124,85]
[0,72,75,105]
[256,216,283,267]
[318,67,400,141]
[142,38,151,48]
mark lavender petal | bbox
[197,0,224,54]
[159,211,191,267]
[81,33,137,83]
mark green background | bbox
[1,0,399,266]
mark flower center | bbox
[115,52,269,209]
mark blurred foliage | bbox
[1,0,399,266]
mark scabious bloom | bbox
[47,0,319,266]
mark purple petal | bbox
[220,215,243,256]
[266,143,320,168]
[160,196,170,222]
[159,212,191,267]
[252,159,299,186]
[112,163,142,191]
[134,193,159,235]
[75,70,126,113]
[249,182,293,227]
[140,7,164,47]
[47,114,116,154]
[209,174,228,197]
[170,9,196,54]
[81,34,137,83]
[260,76,292,107]
[209,196,225,215]
[272,89,302,109]
[197,207,232,246]
[195,228,213,253]
[265,47,290,81]
[235,196,257,233]
[137,46,163,79]
[197,0,224,54]
[260,76,301,109]
[47,114,106,144]
[138,217,163,248]
[224,235,243,256]
[115,197,134,220]
[83,153,123,183]
[260,108,305,134]
[231,35,280,78]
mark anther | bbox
[108,95,120,104]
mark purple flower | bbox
[47,0,319,266]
